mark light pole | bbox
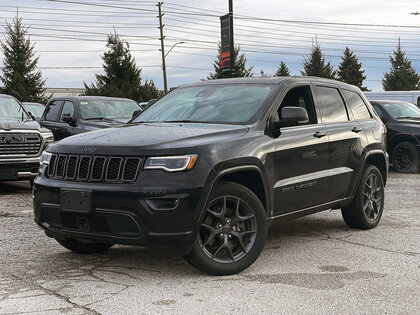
[165,41,185,58]
[160,41,184,93]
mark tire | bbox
[341,165,384,230]
[56,238,114,254]
[391,141,419,173]
[184,182,267,276]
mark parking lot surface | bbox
[0,171,419,314]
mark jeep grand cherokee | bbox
[33,77,388,275]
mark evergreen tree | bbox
[382,40,420,91]
[0,17,46,102]
[274,61,290,76]
[84,33,160,102]
[260,69,267,77]
[207,44,253,79]
[337,47,367,90]
[301,43,336,79]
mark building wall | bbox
[45,88,85,98]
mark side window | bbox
[44,100,63,121]
[417,96,420,107]
[372,105,383,117]
[60,101,75,122]
[343,90,372,120]
[277,86,317,124]
[316,86,348,123]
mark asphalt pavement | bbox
[0,171,419,314]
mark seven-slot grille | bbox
[0,132,42,156]
[47,154,141,182]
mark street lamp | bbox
[165,41,185,57]
[160,41,185,94]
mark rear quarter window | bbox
[343,90,372,120]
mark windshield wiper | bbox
[395,116,420,120]
[85,117,118,122]
[160,120,209,123]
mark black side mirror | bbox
[147,99,158,106]
[27,111,36,120]
[62,113,77,126]
[272,106,309,129]
[132,109,142,119]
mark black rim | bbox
[198,196,257,263]
[394,145,415,171]
[363,173,383,221]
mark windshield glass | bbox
[79,99,139,122]
[23,103,45,118]
[134,84,275,124]
[379,101,420,119]
[0,97,28,120]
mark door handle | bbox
[313,131,327,138]
[351,127,363,133]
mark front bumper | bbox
[33,166,211,254]
[0,157,40,181]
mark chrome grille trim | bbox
[0,132,42,156]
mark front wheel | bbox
[391,141,419,173]
[341,165,384,229]
[184,182,267,276]
[56,237,114,254]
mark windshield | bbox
[23,103,45,118]
[0,97,28,120]
[79,99,139,122]
[134,84,275,124]
[379,101,420,119]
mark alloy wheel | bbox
[363,173,383,221]
[198,196,257,263]
[393,145,415,171]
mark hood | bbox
[396,118,420,126]
[49,122,249,155]
[0,119,42,132]
[82,119,127,130]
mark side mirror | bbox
[132,109,142,119]
[147,99,158,106]
[62,113,76,126]
[27,111,36,120]
[281,106,309,123]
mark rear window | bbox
[343,90,371,120]
[44,100,63,121]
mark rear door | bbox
[272,83,330,215]
[314,85,365,201]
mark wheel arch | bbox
[388,133,420,155]
[363,150,389,186]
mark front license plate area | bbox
[60,190,92,213]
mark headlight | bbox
[40,151,53,165]
[40,131,54,142]
[144,155,198,172]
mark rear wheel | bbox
[341,165,384,229]
[184,182,267,275]
[56,238,114,254]
[391,141,419,173]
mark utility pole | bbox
[157,2,167,94]
[229,0,233,14]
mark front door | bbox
[272,84,330,215]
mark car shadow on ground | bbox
[0,181,31,195]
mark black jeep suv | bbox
[33,77,388,275]
[40,96,140,141]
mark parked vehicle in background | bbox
[370,100,420,173]
[364,91,420,108]
[34,77,388,275]
[22,102,45,121]
[40,96,140,141]
[0,94,54,184]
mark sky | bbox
[1,0,420,92]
